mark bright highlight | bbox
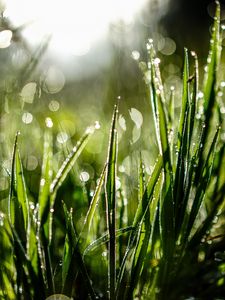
[4,0,147,55]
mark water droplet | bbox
[80,171,90,182]
[22,112,33,124]
[0,30,12,48]
[220,107,225,114]
[50,208,54,213]
[29,202,35,210]
[49,100,60,112]
[153,57,160,65]
[45,117,53,128]
[85,126,95,134]
[94,121,101,130]
[102,251,107,257]
[40,178,45,186]
[131,50,140,60]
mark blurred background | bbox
[0,0,224,198]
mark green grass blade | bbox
[83,226,134,256]
[126,159,151,299]
[38,129,53,227]
[157,94,175,259]
[8,132,19,229]
[62,202,77,291]
[195,1,221,176]
[185,127,220,243]
[8,132,30,245]
[81,163,107,238]
[15,149,29,238]
[50,125,96,196]
[188,183,225,250]
[173,49,190,235]
[115,156,162,299]
[62,202,96,299]
[105,104,118,299]
[48,125,96,243]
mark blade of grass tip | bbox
[8,132,30,249]
[15,149,43,287]
[196,1,221,177]
[173,48,191,238]
[175,53,199,241]
[62,202,77,293]
[148,43,161,150]
[36,128,53,289]
[80,163,107,241]
[48,124,97,242]
[168,86,175,164]
[8,131,19,228]
[105,104,118,299]
[115,156,162,299]
[9,135,45,297]
[184,127,220,244]
[38,129,53,228]
[148,46,175,258]
[62,202,96,299]
[50,125,96,196]
[188,52,198,151]
[15,147,30,250]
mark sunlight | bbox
[4,0,148,55]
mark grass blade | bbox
[105,104,118,299]
[81,163,107,238]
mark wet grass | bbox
[0,2,225,299]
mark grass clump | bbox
[1,2,225,299]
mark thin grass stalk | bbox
[105,104,118,299]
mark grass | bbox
[1,2,225,299]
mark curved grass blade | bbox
[48,125,96,243]
[81,163,107,238]
[50,125,96,196]
[83,226,134,256]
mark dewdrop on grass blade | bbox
[45,117,53,128]
[94,121,101,130]
[131,50,140,60]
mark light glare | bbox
[4,0,148,55]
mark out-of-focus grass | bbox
[0,2,225,299]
